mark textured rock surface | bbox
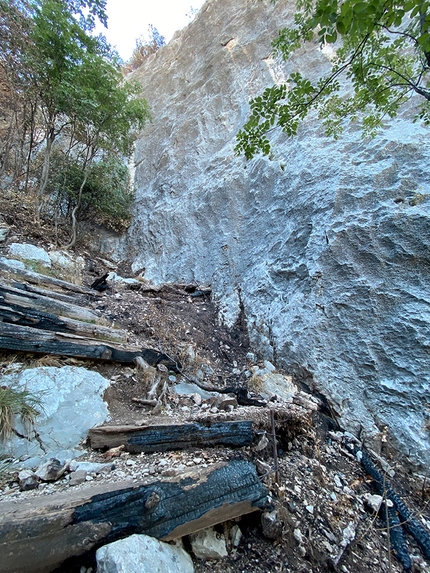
[1,366,110,460]
[8,242,51,267]
[96,533,194,573]
[128,0,430,466]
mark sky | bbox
[95,0,206,61]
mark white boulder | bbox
[96,534,194,573]
[0,366,110,459]
[8,242,51,267]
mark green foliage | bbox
[0,0,150,242]
[236,0,430,159]
[46,151,134,230]
[125,25,166,73]
[0,385,42,440]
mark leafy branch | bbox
[236,0,430,158]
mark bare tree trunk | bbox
[66,169,87,249]
[36,125,54,222]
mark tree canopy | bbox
[0,0,150,242]
[235,0,430,159]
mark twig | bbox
[270,409,279,485]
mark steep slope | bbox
[128,0,430,467]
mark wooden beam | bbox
[0,460,268,573]
[0,322,142,363]
[0,303,128,344]
[0,283,106,324]
[88,421,254,452]
[0,260,97,295]
[8,280,88,305]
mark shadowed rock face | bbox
[128,0,430,466]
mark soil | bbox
[0,196,429,573]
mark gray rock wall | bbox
[128,0,430,466]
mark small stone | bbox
[230,525,242,548]
[334,475,343,488]
[69,470,87,486]
[363,493,393,512]
[69,461,114,474]
[189,528,228,560]
[293,528,304,544]
[306,505,314,514]
[218,397,237,411]
[261,510,283,539]
[18,470,39,491]
[190,393,202,406]
[287,501,298,513]
[161,468,178,477]
[35,458,67,482]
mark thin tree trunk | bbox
[66,170,87,249]
[36,125,54,222]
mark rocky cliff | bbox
[127,0,430,467]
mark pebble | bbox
[69,470,87,486]
[293,529,304,544]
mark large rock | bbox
[96,534,194,573]
[127,0,430,466]
[0,366,110,460]
[8,242,51,268]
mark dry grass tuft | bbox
[0,385,42,440]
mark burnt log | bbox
[0,260,97,295]
[0,303,128,343]
[88,421,254,452]
[0,460,268,573]
[140,348,180,371]
[0,322,142,363]
[0,283,106,324]
[90,273,109,292]
[8,281,87,305]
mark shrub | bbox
[0,385,42,440]
[44,150,134,231]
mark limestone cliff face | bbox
[128,0,430,466]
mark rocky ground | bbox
[0,201,429,573]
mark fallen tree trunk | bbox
[0,260,97,295]
[0,303,128,343]
[0,460,268,573]
[8,280,88,305]
[0,283,106,324]
[88,421,254,452]
[0,322,142,363]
